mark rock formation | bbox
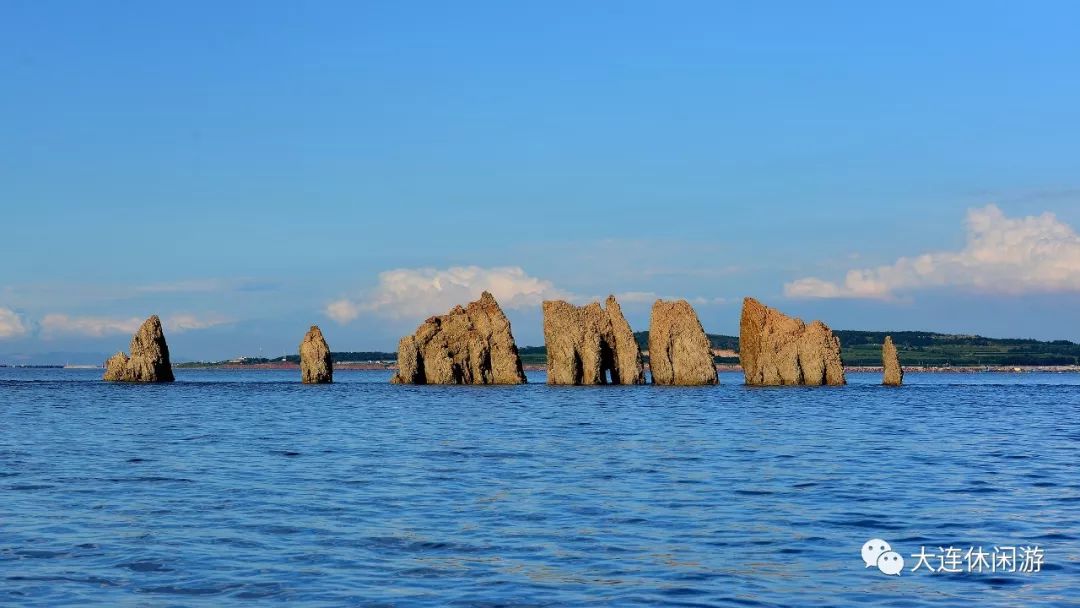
[543,295,645,385]
[739,297,845,386]
[300,325,333,384]
[391,291,526,385]
[648,299,718,386]
[882,335,903,386]
[103,315,175,382]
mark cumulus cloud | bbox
[165,314,232,332]
[785,205,1080,299]
[325,266,729,324]
[40,314,144,337]
[326,299,360,324]
[40,313,231,337]
[0,307,30,339]
[326,266,575,322]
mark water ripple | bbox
[0,368,1078,606]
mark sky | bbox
[3,1,1080,362]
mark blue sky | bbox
[3,1,1080,361]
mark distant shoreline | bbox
[162,362,1080,374]
[5,363,1075,374]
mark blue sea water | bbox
[1,368,1078,607]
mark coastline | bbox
[166,362,1080,374]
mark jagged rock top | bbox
[391,291,526,385]
[543,295,645,385]
[300,325,333,384]
[103,315,174,383]
[739,297,845,386]
[649,299,718,386]
[882,335,903,386]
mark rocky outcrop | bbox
[739,297,845,386]
[543,295,645,385]
[648,299,718,386]
[300,325,333,384]
[103,315,175,382]
[882,335,903,386]
[391,292,526,385]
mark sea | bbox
[1,368,1078,606]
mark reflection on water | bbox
[0,369,1078,606]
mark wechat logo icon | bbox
[863,538,904,576]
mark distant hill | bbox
[832,330,1080,367]
[177,331,1080,369]
[177,351,397,368]
[632,331,739,354]
[534,330,1080,367]
[298,351,396,363]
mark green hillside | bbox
[833,331,1080,367]
[528,330,1080,367]
[178,351,397,367]
[181,331,1080,368]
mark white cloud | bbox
[40,313,230,337]
[785,204,1080,299]
[326,299,360,323]
[326,266,575,323]
[41,314,143,337]
[0,308,29,339]
[164,314,231,332]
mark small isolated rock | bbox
[391,291,526,385]
[103,315,174,382]
[882,335,903,386]
[543,295,645,385]
[648,299,718,386]
[300,325,333,384]
[739,297,845,386]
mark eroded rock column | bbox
[882,335,903,386]
[543,295,645,385]
[103,315,175,382]
[648,299,718,386]
[300,325,333,384]
[739,297,845,386]
[391,292,526,385]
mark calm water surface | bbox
[1,369,1078,606]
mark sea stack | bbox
[103,315,175,382]
[648,299,718,386]
[300,325,333,384]
[391,291,526,385]
[543,295,645,385]
[739,297,845,386]
[882,335,903,386]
